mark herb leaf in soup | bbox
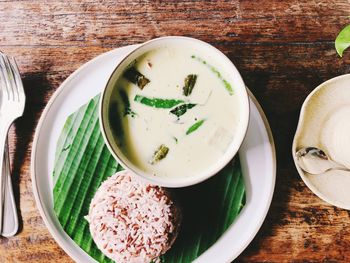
[119,89,137,117]
[173,136,178,144]
[335,24,350,57]
[170,103,196,118]
[134,95,184,108]
[183,74,197,96]
[191,55,234,95]
[150,144,169,164]
[109,102,124,139]
[186,119,205,135]
[124,67,150,89]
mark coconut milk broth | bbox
[113,46,240,178]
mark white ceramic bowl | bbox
[292,74,350,209]
[100,36,250,187]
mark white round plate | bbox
[31,45,276,263]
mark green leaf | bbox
[150,144,169,164]
[53,96,245,263]
[161,159,245,262]
[123,67,150,89]
[335,24,350,57]
[183,74,197,96]
[186,119,205,135]
[170,103,196,118]
[119,89,137,117]
[53,95,117,263]
[134,95,184,108]
[191,55,234,95]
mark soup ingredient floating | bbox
[170,103,196,118]
[119,89,137,117]
[123,67,150,89]
[186,119,206,135]
[191,55,233,95]
[150,144,169,164]
[113,46,240,178]
[86,170,181,263]
[134,95,184,108]
[183,74,197,96]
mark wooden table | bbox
[1,1,350,262]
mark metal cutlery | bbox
[2,139,19,237]
[295,147,350,175]
[0,52,25,235]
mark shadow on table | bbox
[235,67,323,261]
[9,70,52,234]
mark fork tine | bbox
[0,53,10,101]
[8,57,25,101]
[2,54,17,102]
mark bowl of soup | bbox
[100,36,249,187]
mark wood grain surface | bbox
[1,0,350,262]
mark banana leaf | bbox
[53,94,245,263]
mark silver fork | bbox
[2,138,19,237]
[0,52,25,234]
